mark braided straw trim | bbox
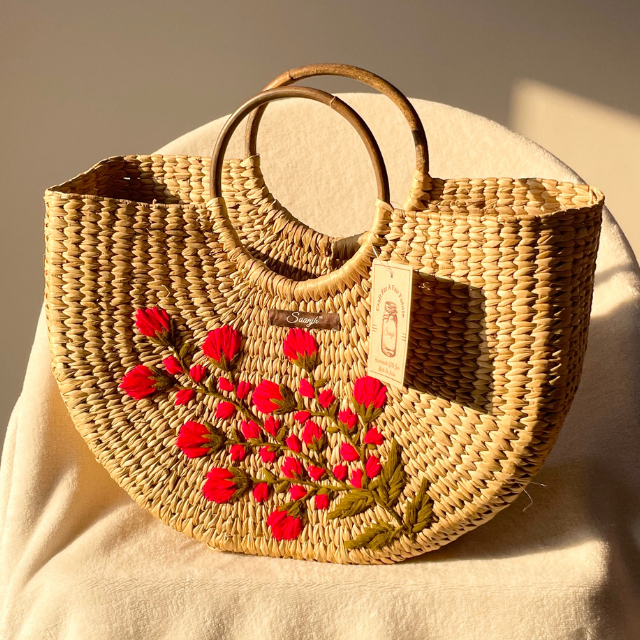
[44,154,603,563]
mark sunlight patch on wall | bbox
[511,79,640,258]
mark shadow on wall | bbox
[510,79,640,260]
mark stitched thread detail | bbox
[120,306,434,551]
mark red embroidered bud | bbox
[236,381,252,400]
[163,356,183,375]
[318,388,336,409]
[286,434,302,453]
[263,416,280,437]
[294,410,311,423]
[338,408,358,430]
[365,455,382,479]
[260,446,277,464]
[176,420,212,458]
[289,485,307,501]
[299,378,315,398]
[202,325,241,371]
[266,508,303,540]
[308,465,325,481]
[229,443,246,462]
[302,421,323,448]
[253,482,269,503]
[253,380,293,414]
[353,375,387,410]
[215,401,236,420]
[281,456,303,479]
[333,464,348,481]
[202,468,236,503]
[189,364,207,383]
[174,388,196,406]
[120,365,158,400]
[282,328,318,371]
[351,468,363,488]
[315,493,330,510]
[218,377,234,392]
[339,442,359,462]
[363,427,384,445]
[241,420,261,440]
[135,307,171,339]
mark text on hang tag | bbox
[367,259,414,388]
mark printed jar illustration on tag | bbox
[381,301,398,357]
[368,259,414,388]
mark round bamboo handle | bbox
[244,63,429,176]
[209,86,390,203]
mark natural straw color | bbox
[44,82,604,564]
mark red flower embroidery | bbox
[302,421,323,448]
[236,381,252,400]
[365,455,382,479]
[294,410,311,423]
[318,388,336,408]
[202,325,241,371]
[333,464,348,481]
[286,434,302,453]
[163,356,183,375]
[135,307,170,338]
[175,388,196,406]
[308,465,325,481]
[189,364,207,383]
[260,446,277,464]
[229,443,246,462]
[266,509,303,541]
[339,442,359,462]
[281,456,303,479]
[120,365,158,400]
[338,409,358,430]
[176,420,211,458]
[289,485,307,500]
[353,376,387,410]
[253,482,269,503]
[263,416,280,437]
[363,427,384,445]
[282,328,318,371]
[218,377,234,392]
[241,420,261,439]
[202,468,236,503]
[215,401,236,419]
[252,380,284,414]
[130,308,414,549]
[299,379,315,398]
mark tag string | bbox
[372,245,394,277]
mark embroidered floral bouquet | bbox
[120,307,433,551]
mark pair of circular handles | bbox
[209,63,430,210]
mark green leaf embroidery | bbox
[374,440,407,507]
[328,490,375,520]
[405,478,433,534]
[345,522,402,551]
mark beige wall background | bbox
[1,0,639,449]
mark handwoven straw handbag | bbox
[45,78,604,564]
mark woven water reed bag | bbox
[44,79,604,564]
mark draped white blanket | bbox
[2,94,639,639]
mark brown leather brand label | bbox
[268,309,341,331]
[367,259,414,388]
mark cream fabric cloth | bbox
[2,94,640,639]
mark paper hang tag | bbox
[367,259,414,388]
